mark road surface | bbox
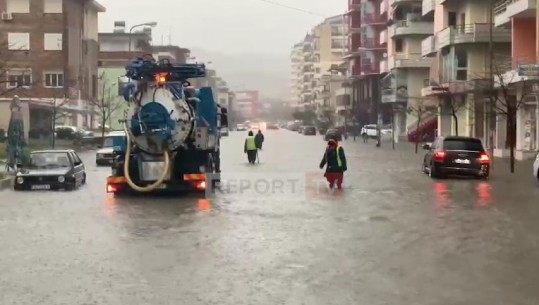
[2,130,539,305]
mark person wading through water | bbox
[319,139,347,189]
[255,130,264,150]
[244,131,258,164]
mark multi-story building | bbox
[235,90,259,120]
[0,0,105,139]
[344,0,392,131]
[381,0,434,140]
[289,42,303,105]
[422,0,511,146]
[290,15,348,111]
[492,0,539,160]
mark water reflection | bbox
[433,182,449,208]
[103,195,118,220]
[197,199,212,212]
[475,182,493,207]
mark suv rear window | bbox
[443,139,484,151]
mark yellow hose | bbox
[123,123,170,192]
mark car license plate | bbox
[32,184,50,190]
[454,159,471,164]
[157,184,167,189]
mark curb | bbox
[0,177,13,190]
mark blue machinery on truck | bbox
[106,55,227,193]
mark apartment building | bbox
[493,0,539,160]
[380,0,434,140]
[422,0,511,146]
[0,0,105,139]
[289,42,303,105]
[290,14,347,112]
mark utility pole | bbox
[376,76,382,147]
[488,0,495,167]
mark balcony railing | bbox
[422,0,435,16]
[360,63,379,75]
[388,53,432,69]
[360,37,385,50]
[494,0,536,27]
[380,0,388,15]
[421,35,436,57]
[361,13,386,26]
[389,20,434,37]
[380,29,388,45]
[437,23,511,48]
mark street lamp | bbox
[128,21,158,52]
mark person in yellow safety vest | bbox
[319,139,347,189]
[244,131,258,164]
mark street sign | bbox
[517,64,539,77]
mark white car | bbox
[361,124,392,137]
[236,124,247,131]
[533,153,539,182]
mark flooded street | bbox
[2,129,539,304]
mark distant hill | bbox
[189,47,289,100]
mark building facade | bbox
[0,0,105,140]
[235,90,259,120]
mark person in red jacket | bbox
[319,139,347,189]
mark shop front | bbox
[515,99,539,160]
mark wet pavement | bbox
[1,130,539,304]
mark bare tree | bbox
[90,72,123,138]
[429,79,471,136]
[479,57,534,173]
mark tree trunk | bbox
[452,113,459,136]
[101,113,106,139]
[507,110,517,173]
[415,113,421,154]
[51,108,56,149]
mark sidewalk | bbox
[341,137,536,183]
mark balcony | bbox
[389,20,433,37]
[380,0,388,16]
[437,23,511,49]
[348,26,361,35]
[381,88,407,103]
[494,0,536,27]
[380,29,388,45]
[380,59,388,73]
[347,0,361,13]
[422,0,435,16]
[390,0,422,6]
[359,38,385,51]
[388,53,432,69]
[361,13,386,26]
[421,35,436,57]
[360,63,380,75]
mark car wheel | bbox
[429,163,440,179]
[82,173,86,185]
[422,162,428,174]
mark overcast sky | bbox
[97,0,347,55]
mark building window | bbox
[7,69,32,88]
[8,33,30,50]
[44,72,64,88]
[395,39,403,52]
[455,50,467,81]
[44,0,62,13]
[44,33,63,51]
[6,0,29,13]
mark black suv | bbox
[422,136,490,179]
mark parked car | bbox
[422,136,490,179]
[534,153,539,182]
[54,126,93,140]
[236,124,248,131]
[298,126,307,133]
[324,128,343,141]
[14,149,86,191]
[303,126,317,135]
[267,123,279,130]
[96,131,127,166]
[220,127,229,136]
[361,124,392,138]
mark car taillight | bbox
[434,150,445,161]
[479,153,490,163]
